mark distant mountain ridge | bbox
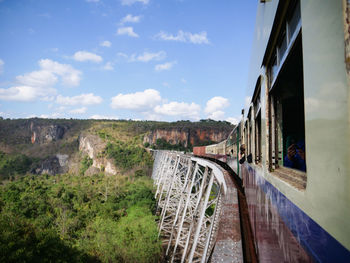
[0,118,233,179]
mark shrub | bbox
[79,155,93,175]
[105,141,153,171]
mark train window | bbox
[247,109,253,156]
[244,121,248,154]
[268,0,306,175]
[255,111,262,164]
[287,1,301,40]
[269,33,305,173]
[271,52,278,81]
[277,29,288,64]
[252,79,262,164]
[270,0,302,86]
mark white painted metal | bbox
[187,174,214,262]
[152,150,227,263]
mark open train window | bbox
[252,78,262,164]
[267,0,306,178]
[247,109,253,157]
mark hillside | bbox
[0,118,233,180]
[0,118,233,262]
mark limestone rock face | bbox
[30,122,66,144]
[143,128,230,148]
[31,154,69,175]
[79,134,117,175]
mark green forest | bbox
[0,173,161,262]
[0,119,163,262]
[0,118,233,262]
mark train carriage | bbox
[194,0,350,261]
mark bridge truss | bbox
[152,151,227,263]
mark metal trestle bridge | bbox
[152,151,229,263]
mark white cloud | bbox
[69,107,87,114]
[154,101,200,120]
[0,86,56,102]
[155,61,175,71]
[121,0,149,6]
[111,89,161,110]
[103,62,114,71]
[73,51,103,63]
[0,59,4,74]
[117,51,166,63]
[90,114,119,120]
[117,52,128,59]
[131,51,166,62]
[117,27,139,38]
[204,96,230,120]
[208,110,225,120]
[120,14,141,25]
[205,96,230,114]
[28,113,63,119]
[226,117,239,125]
[16,70,58,88]
[39,59,82,86]
[100,40,111,47]
[0,59,81,102]
[155,30,209,44]
[55,105,67,112]
[56,93,103,106]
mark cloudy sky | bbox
[0,0,256,123]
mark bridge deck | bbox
[211,168,243,263]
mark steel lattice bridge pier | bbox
[152,150,243,263]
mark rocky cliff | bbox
[0,118,233,178]
[31,154,69,175]
[143,127,231,148]
[30,122,66,144]
[79,134,117,175]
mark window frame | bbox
[252,77,262,165]
[270,1,301,89]
[265,0,307,184]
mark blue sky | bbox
[0,0,256,123]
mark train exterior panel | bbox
[194,0,350,261]
[192,146,206,156]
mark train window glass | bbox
[278,30,288,64]
[247,109,253,156]
[252,77,262,165]
[249,119,252,156]
[270,34,306,173]
[244,122,248,153]
[288,1,301,40]
[255,111,262,164]
[271,52,278,81]
[270,1,301,86]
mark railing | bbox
[152,150,227,263]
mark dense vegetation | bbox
[149,138,190,152]
[0,173,161,262]
[0,151,36,180]
[0,117,234,262]
[79,155,93,175]
[106,141,153,172]
[148,138,219,152]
